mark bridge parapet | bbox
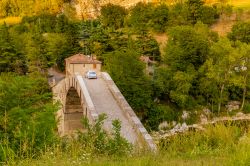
[101,72,157,152]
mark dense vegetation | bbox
[8,123,250,166]
[0,0,250,164]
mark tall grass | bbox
[6,123,250,166]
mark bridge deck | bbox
[83,77,138,145]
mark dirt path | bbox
[48,67,65,85]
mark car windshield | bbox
[89,72,96,75]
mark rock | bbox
[173,123,181,130]
[203,108,211,115]
[182,122,188,129]
[179,123,188,132]
[158,121,170,131]
[236,112,245,117]
[200,114,208,124]
[181,111,189,120]
[172,121,177,126]
[226,101,241,112]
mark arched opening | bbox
[64,87,84,134]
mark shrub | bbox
[243,103,250,113]
[77,114,132,156]
[146,105,178,131]
[0,73,58,162]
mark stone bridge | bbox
[53,72,157,151]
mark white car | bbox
[85,71,97,79]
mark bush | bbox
[228,21,250,44]
[77,114,132,156]
[0,73,58,162]
[146,105,178,131]
[243,103,250,113]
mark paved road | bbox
[83,77,138,144]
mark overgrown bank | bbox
[8,123,250,166]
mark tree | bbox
[150,4,169,32]
[100,4,127,29]
[185,0,219,25]
[186,0,204,24]
[0,24,26,74]
[129,2,154,33]
[0,73,57,162]
[23,33,48,75]
[232,43,250,111]
[157,25,214,108]
[170,67,197,107]
[228,21,250,44]
[200,5,218,25]
[44,33,73,67]
[135,35,161,61]
[168,2,189,26]
[164,25,210,71]
[201,38,242,113]
[104,49,153,115]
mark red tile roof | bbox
[65,54,102,64]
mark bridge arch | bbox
[59,74,98,135]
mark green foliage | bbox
[11,124,250,165]
[146,105,178,131]
[150,4,169,33]
[23,33,48,74]
[161,124,243,156]
[77,114,132,156]
[164,25,210,71]
[157,25,213,108]
[200,5,219,25]
[0,73,57,162]
[200,38,248,113]
[104,49,153,114]
[10,14,81,71]
[107,120,132,156]
[186,0,205,25]
[168,3,189,26]
[135,35,161,61]
[128,2,154,33]
[243,103,250,113]
[228,21,250,44]
[0,24,26,74]
[100,4,127,29]
[167,2,218,26]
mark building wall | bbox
[68,63,101,75]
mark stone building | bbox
[65,54,102,76]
